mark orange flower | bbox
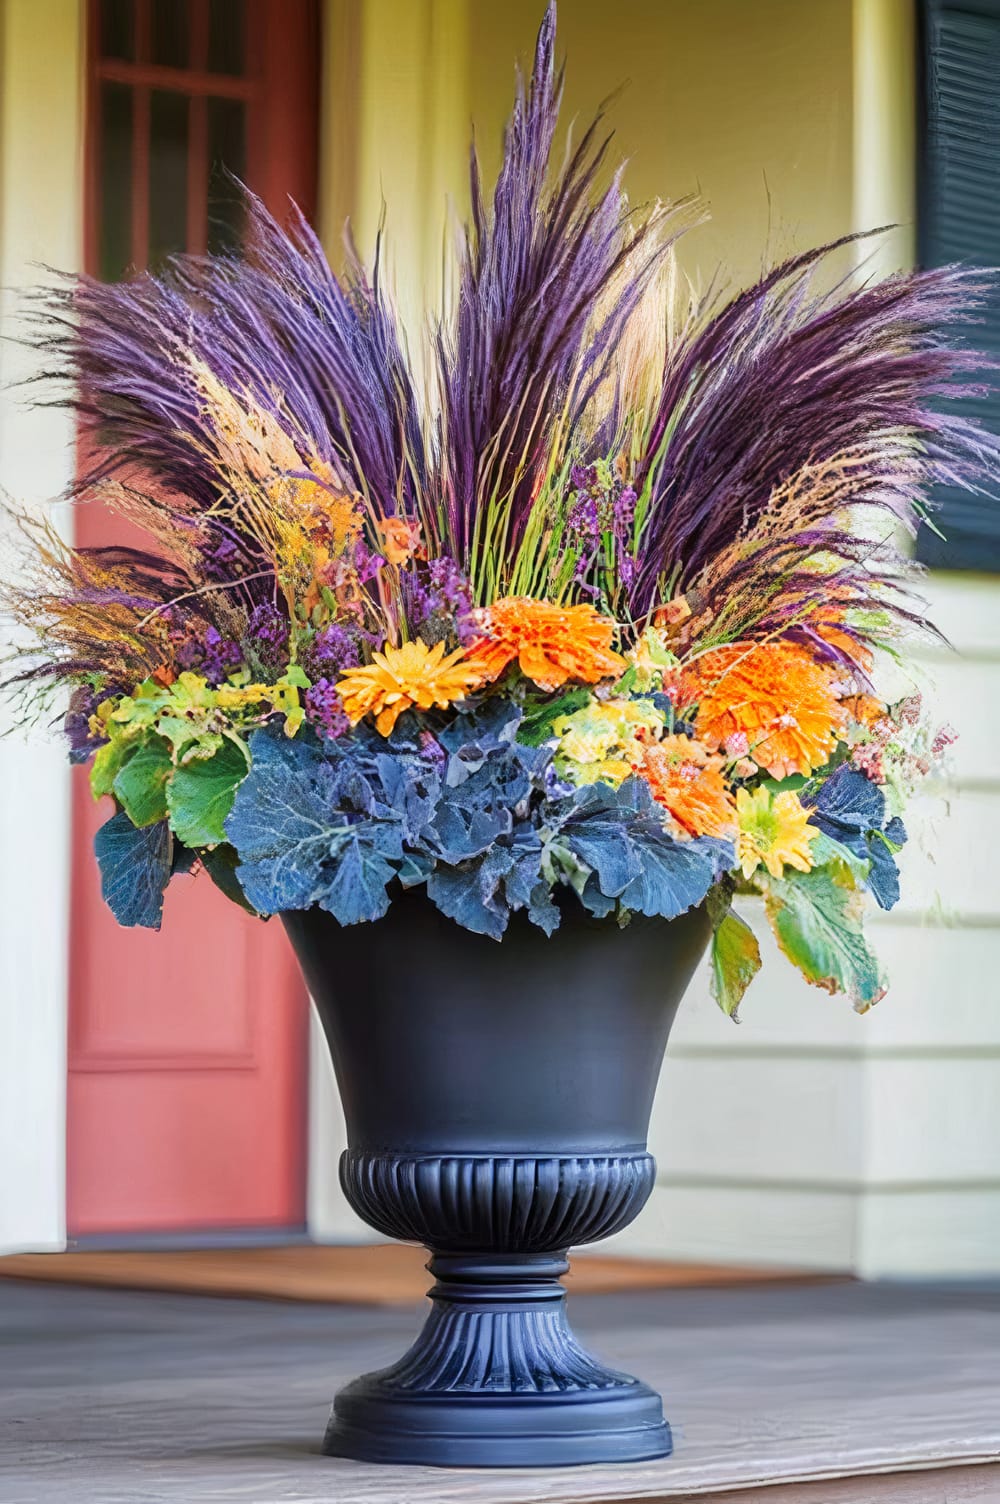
[336,639,483,736]
[687,641,846,780]
[637,734,737,840]
[464,596,625,692]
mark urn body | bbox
[284,890,709,1467]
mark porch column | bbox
[0,0,84,1252]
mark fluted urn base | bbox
[323,1251,671,1467]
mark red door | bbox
[68,0,320,1238]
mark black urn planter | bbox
[283,890,710,1469]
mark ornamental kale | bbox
[222,707,733,941]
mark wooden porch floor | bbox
[1,1277,998,1502]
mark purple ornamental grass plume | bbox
[23,195,425,522]
[6,0,1000,710]
[631,237,1000,630]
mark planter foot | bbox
[323,1252,672,1468]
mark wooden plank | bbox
[656,1463,1000,1502]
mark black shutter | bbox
[918,0,1000,571]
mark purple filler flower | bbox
[246,602,290,674]
[306,622,364,675]
[173,625,243,685]
[305,678,349,740]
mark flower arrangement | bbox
[2,4,985,1017]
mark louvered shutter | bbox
[918,0,1000,571]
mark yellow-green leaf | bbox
[763,869,885,1011]
[710,907,761,1019]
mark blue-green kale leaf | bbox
[224,709,732,938]
[804,764,906,910]
[546,777,733,921]
[94,811,173,929]
[225,726,439,926]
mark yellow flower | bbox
[336,639,483,736]
[736,785,817,880]
[214,682,271,710]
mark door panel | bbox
[69,779,306,1233]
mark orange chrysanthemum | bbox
[687,641,846,780]
[637,734,738,840]
[336,639,483,736]
[464,596,625,692]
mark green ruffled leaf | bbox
[518,687,592,746]
[167,736,249,847]
[808,831,869,884]
[763,868,885,1011]
[112,737,173,827]
[710,906,761,1019]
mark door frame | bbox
[67,0,321,1243]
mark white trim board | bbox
[0,0,83,1253]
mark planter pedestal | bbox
[325,1155,668,1466]
[326,1247,669,1466]
[284,892,709,1468]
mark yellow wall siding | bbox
[470,0,856,288]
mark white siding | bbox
[856,576,1000,1276]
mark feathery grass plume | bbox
[435,0,690,597]
[1,509,218,702]
[630,240,1000,637]
[21,191,425,548]
[675,447,926,666]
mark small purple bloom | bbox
[305,677,349,740]
[404,554,475,642]
[302,622,364,680]
[247,602,290,674]
[171,624,243,685]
